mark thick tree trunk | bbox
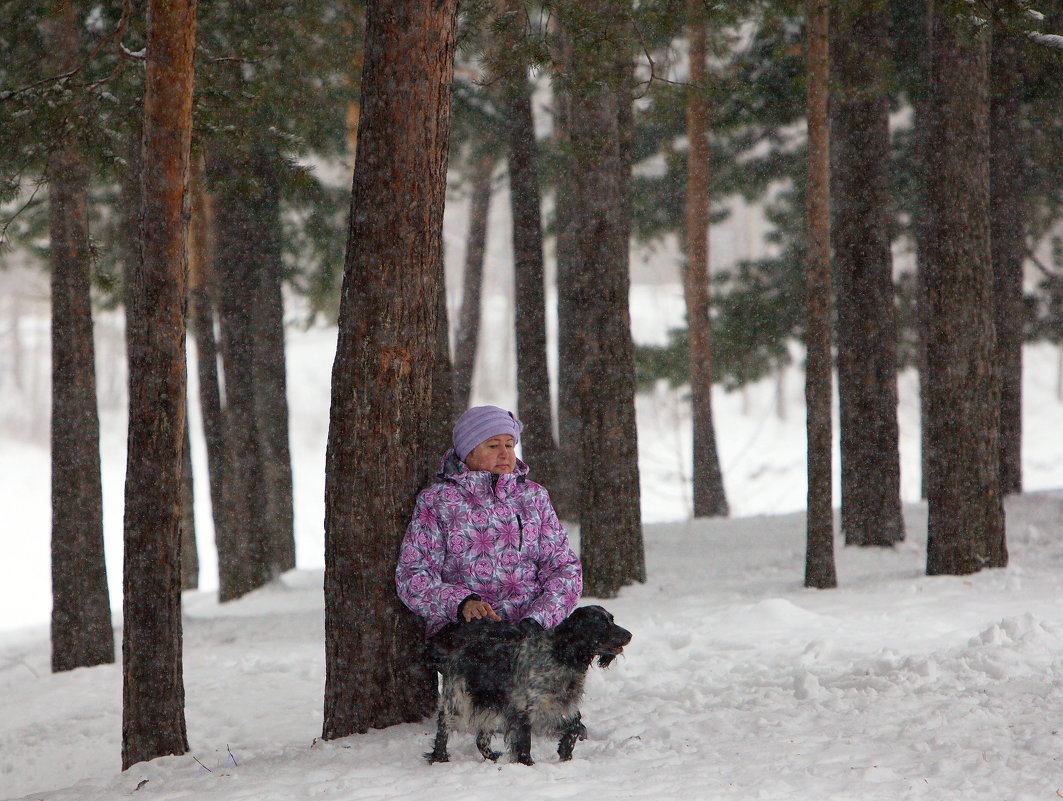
[188,154,229,565]
[209,145,274,601]
[506,73,559,489]
[684,11,729,519]
[924,5,1006,576]
[451,155,492,412]
[830,2,904,547]
[47,1,114,673]
[322,0,458,740]
[561,2,645,597]
[803,0,836,590]
[122,0,195,770]
[250,145,296,573]
[990,29,1026,497]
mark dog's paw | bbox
[515,753,535,766]
[424,750,449,764]
[576,722,588,741]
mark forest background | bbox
[1,0,1062,777]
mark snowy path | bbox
[4,492,1063,800]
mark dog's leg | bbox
[557,712,585,761]
[506,711,534,765]
[475,730,500,761]
[425,708,450,764]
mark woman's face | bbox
[465,435,517,474]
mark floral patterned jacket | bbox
[396,450,582,637]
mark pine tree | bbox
[685,1,729,519]
[830,0,903,546]
[452,154,493,412]
[209,143,276,602]
[496,1,560,490]
[121,0,196,769]
[989,13,1028,497]
[558,0,646,596]
[803,0,836,590]
[923,2,1006,576]
[322,0,459,739]
[46,0,115,675]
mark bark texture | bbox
[830,1,904,546]
[803,0,836,589]
[684,9,729,519]
[180,424,198,590]
[47,0,114,674]
[923,7,1006,575]
[322,0,458,740]
[208,145,274,601]
[122,0,196,770]
[561,3,646,597]
[990,28,1027,497]
[249,147,296,573]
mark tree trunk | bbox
[924,4,1006,576]
[209,145,274,601]
[506,70,559,489]
[561,2,646,597]
[553,35,581,522]
[451,155,493,412]
[250,144,296,573]
[322,0,458,740]
[47,0,114,675]
[830,1,903,547]
[896,0,936,501]
[188,153,229,567]
[684,9,729,519]
[990,27,1026,497]
[180,422,198,590]
[803,0,836,590]
[122,0,195,770]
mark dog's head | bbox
[554,605,632,668]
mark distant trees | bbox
[322,0,458,739]
[509,141,554,466]
[451,154,493,413]
[121,0,196,770]
[501,23,560,492]
[46,0,114,674]
[922,3,1006,575]
[208,143,289,601]
[684,1,729,519]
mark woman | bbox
[396,405,582,638]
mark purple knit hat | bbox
[452,406,522,461]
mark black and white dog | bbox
[425,605,632,765]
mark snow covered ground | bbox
[4,485,1063,800]
[2,328,1063,799]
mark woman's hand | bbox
[462,599,502,622]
